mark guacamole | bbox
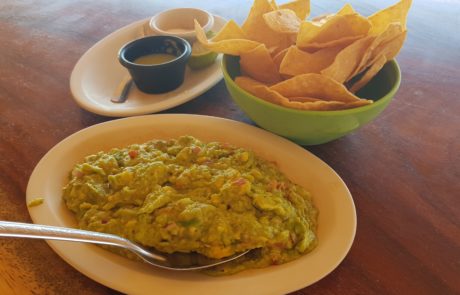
[63,136,318,275]
[27,197,44,207]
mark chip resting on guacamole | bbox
[62,136,318,275]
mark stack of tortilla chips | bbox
[195,0,411,110]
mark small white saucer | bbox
[70,15,226,117]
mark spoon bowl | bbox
[110,79,134,103]
[0,221,249,271]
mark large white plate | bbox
[26,115,356,295]
[70,16,226,117]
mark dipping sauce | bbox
[134,53,177,65]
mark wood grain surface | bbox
[0,0,459,294]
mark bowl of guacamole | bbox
[63,136,318,275]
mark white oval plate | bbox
[70,16,226,117]
[27,115,356,295]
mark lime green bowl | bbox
[222,55,401,145]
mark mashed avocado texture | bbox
[63,136,318,275]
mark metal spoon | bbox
[110,79,134,103]
[0,221,248,271]
[110,22,152,104]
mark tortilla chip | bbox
[235,75,267,89]
[195,20,261,55]
[212,20,247,41]
[279,45,343,76]
[235,76,284,105]
[338,3,356,15]
[218,0,410,111]
[297,13,371,50]
[311,4,354,26]
[343,100,374,108]
[321,35,375,83]
[242,0,275,31]
[372,30,407,61]
[242,0,294,54]
[350,23,403,78]
[279,0,310,20]
[270,0,279,10]
[273,47,289,70]
[263,9,301,34]
[240,44,282,84]
[235,76,369,110]
[235,76,267,89]
[368,0,412,35]
[289,97,322,102]
[350,54,387,93]
[270,73,370,102]
[279,99,366,110]
[354,30,406,78]
[311,14,332,26]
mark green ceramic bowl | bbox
[222,55,401,145]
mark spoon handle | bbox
[0,221,166,261]
[111,79,134,103]
[0,220,129,246]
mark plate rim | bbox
[26,114,356,295]
[69,17,226,117]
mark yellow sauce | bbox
[134,53,176,65]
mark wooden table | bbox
[1,0,459,294]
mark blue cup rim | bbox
[118,35,191,69]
